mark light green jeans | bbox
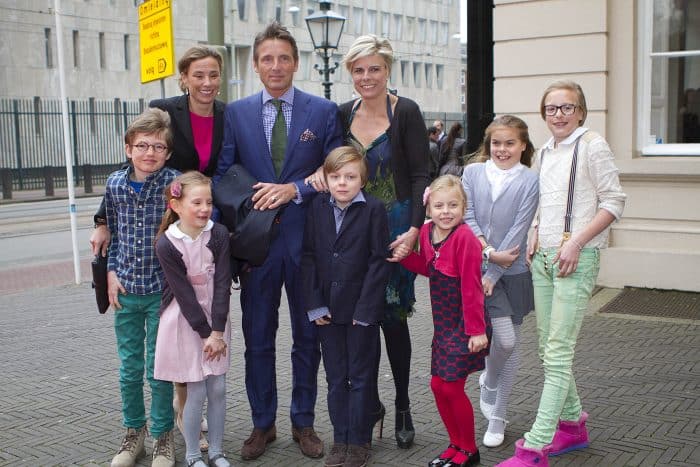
[114,292,173,438]
[524,247,599,448]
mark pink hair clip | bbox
[170,181,182,198]
[422,186,431,206]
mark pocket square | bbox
[300,129,317,142]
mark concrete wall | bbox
[493,0,700,292]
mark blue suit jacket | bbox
[301,192,391,325]
[215,88,343,263]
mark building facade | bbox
[492,0,700,292]
[0,0,463,112]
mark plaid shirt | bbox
[262,87,294,152]
[105,165,180,295]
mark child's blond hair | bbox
[425,174,467,218]
[323,146,369,185]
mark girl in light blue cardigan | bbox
[461,115,539,448]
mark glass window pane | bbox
[367,9,376,34]
[353,7,363,35]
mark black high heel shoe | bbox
[372,402,386,439]
[395,407,415,449]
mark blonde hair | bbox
[426,174,467,218]
[124,108,173,149]
[323,146,368,185]
[177,45,223,93]
[342,34,394,74]
[157,171,212,238]
[539,79,588,126]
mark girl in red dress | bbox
[399,175,489,467]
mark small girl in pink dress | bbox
[154,171,232,467]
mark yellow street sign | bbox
[138,0,175,84]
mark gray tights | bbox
[184,375,226,463]
[483,317,521,432]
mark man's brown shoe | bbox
[292,426,324,458]
[345,443,370,467]
[241,426,276,460]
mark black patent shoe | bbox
[443,448,480,467]
[428,443,458,466]
[395,407,415,449]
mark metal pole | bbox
[207,0,227,102]
[54,0,81,284]
[322,51,331,100]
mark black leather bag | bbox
[91,254,110,314]
[213,164,284,275]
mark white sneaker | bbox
[111,426,146,467]
[151,430,175,467]
[479,372,495,420]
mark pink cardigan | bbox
[401,222,486,336]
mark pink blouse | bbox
[190,112,214,173]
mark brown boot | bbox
[241,426,276,460]
[345,444,370,467]
[292,426,324,458]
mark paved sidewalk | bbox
[0,276,698,466]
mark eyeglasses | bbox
[131,142,168,154]
[544,104,578,116]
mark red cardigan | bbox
[401,222,486,336]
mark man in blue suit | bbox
[214,22,343,461]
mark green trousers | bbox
[114,292,173,438]
[524,248,599,448]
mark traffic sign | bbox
[138,0,175,84]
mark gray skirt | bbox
[484,270,534,325]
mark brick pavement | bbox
[0,276,698,466]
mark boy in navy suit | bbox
[301,146,393,467]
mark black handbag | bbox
[91,254,110,314]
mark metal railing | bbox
[0,97,146,196]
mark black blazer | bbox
[150,94,225,176]
[301,191,391,325]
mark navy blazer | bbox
[301,192,391,325]
[150,94,225,176]
[214,88,343,263]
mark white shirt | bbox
[533,128,626,249]
[484,159,526,202]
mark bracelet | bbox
[210,335,225,341]
[482,245,495,260]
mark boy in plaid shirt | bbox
[105,108,180,467]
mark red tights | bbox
[430,375,477,462]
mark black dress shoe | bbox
[395,407,415,449]
[443,449,480,467]
[428,443,458,466]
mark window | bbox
[405,17,415,42]
[99,32,106,70]
[440,22,449,45]
[417,18,426,43]
[124,34,130,69]
[274,0,281,22]
[300,51,311,80]
[237,0,247,20]
[393,15,402,40]
[401,60,409,86]
[436,64,444,89]
[367,10,377,34]
[413,62,422,87]
[72,30,79,68]
[381,12,390,38]
[391,61,400,87]
[289,7,299,26]
[337,4,349,23]
[256,0,268,22]
[430,20,438,45]
[425,63,433,88]
[638,0,700,154]
[44,28,53,68]
[353,7,363,35]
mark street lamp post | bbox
[305,1,346,99]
